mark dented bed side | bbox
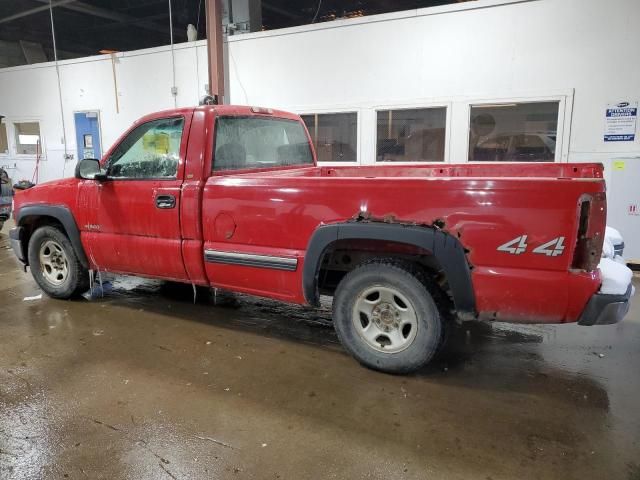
[200,168,609,323]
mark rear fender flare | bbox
[302,222,476,315]
[16,205,89,269]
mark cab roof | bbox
[134,105,302,126]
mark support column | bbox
[206,0,225,103]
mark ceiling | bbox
[261,0,470,29]
[0,0,472,66]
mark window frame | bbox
[462,92,572,164]
[0,120,9,158]
[296,108,361,166]
[10,119,45,160]
[372,102,451,165]
[105,115,186,181]
[211,115,315,173]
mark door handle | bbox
[156,194,176,209]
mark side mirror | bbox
[75,158,107,181]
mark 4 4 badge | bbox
[497,235,565,257]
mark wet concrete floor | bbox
[1,224,639,480]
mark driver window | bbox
[108,117,184,179]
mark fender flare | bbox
[302,222,476,315]
[16,205,89,269]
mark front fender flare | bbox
[303,222,475,315]
[16,204,89,269]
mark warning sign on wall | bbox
[604,101,637,142]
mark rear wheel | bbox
[332,259,443,374]
[28,226,89,299]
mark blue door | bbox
[74,111,102,160]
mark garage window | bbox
[376,107,447,162]
[469,102,559,162]
[14,122,42,155]
[0,120,8,155]
[301,112,357,162]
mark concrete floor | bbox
[1,224,639,480]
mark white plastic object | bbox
[602,237,614,259]
[598,257,633,295]
[605,226,624,247]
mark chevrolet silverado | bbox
[9,105,634,373]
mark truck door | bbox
[82,114,190,280]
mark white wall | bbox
[0,41,210,183]
[226,0,640,163]
[0,0,639,252]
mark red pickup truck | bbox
[9,105,634,373]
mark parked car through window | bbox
[468,102,559,162]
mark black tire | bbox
[28,226,89,299]
[332,259,443,374]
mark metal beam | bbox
[0,25,95,55]
[32,0,182,38]
[0,0,76,25]
[263,2,302,19]
[206,0,225,102]
[73,12,169,33]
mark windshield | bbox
[213,116,314,171]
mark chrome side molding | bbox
[204,249,298,271]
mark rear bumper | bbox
[578,284,633,326]
[9,226,26,264]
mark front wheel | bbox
[27,226,89,299]
[332,259,443,374]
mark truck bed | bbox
[249,162,605,180]
[203,163,606,323]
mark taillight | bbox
[571,192,606,271]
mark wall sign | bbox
[613,160,626,170]
[604,101,637,142]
